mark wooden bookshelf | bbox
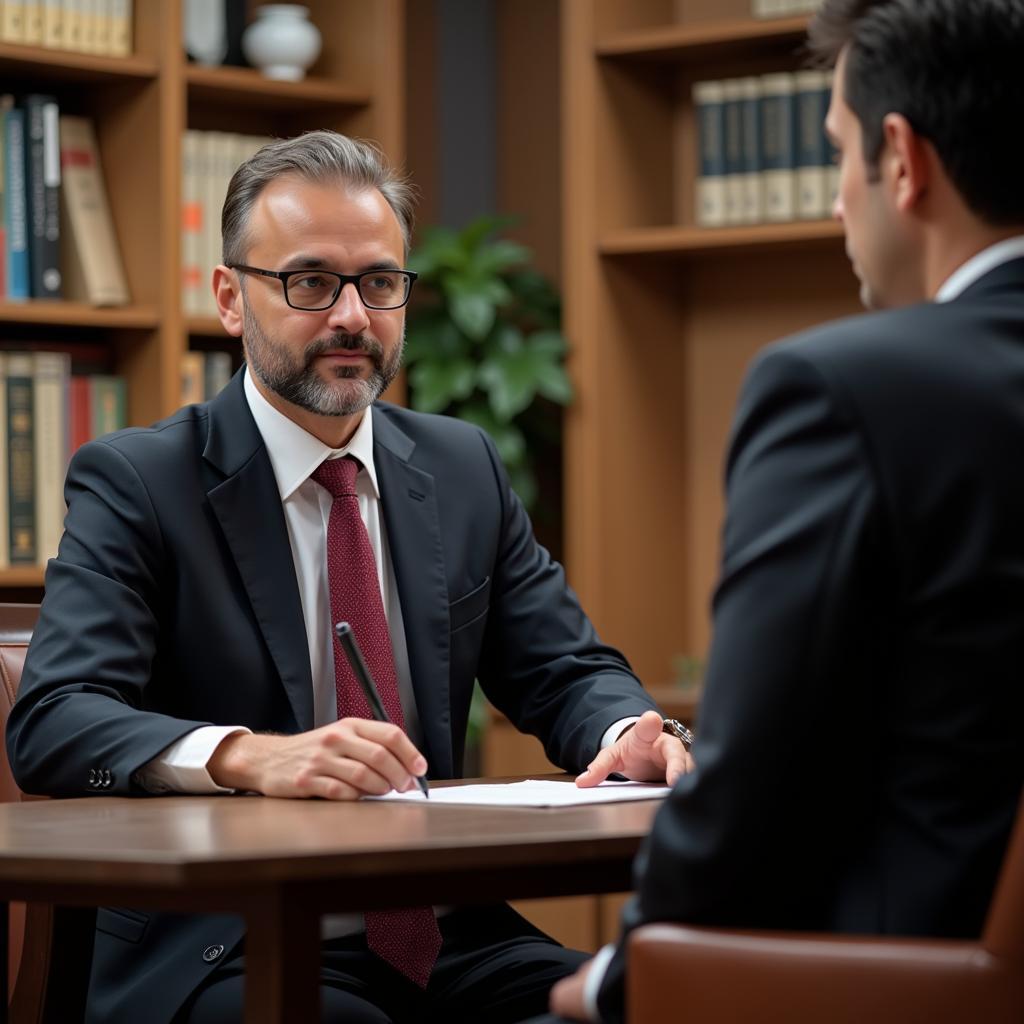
[0,0,405,583]
[599,219,844,256]
[562,0,861,683]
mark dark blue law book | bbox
[693,80,727,227]
[3,108,30,301]
[795,71,830,220]
[24,95,62,299]
[760,72,797,223]
[6,353,36,565]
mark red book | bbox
[69,376,92,454]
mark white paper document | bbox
[366,779,671,807]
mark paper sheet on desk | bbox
[367,779,671,807]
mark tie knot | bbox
[312,455,359,497]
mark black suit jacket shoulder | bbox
[596,259,1024,1023]
[6,373,657,1024]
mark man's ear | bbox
[213,265,244,338]
[882,112,930,214]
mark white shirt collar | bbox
[935,235,1024,303]
[242,367,380,502]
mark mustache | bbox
[304,333,384,363]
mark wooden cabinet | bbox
[0,0,404,588]
[562,0,861,681]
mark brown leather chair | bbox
[0,603,93,1024]
[627,797,1024,1023]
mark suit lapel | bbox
[373,408,454,779]
[203,373,314,732]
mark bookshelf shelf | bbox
[0,569,46,588]
[185,65,372,110]
[0,42,157,81]
[0,0,404,582]
[0,302,160,329]
[599,220,844,257]
[187,316,230,338]
[595,15,810,62]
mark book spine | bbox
[25,94,63,299]
[739,77,762,225]
[63,0,83,51]
[180,350,204,406]
[69,374,91,452]
[1,1,25,42]
[90,374,126,437]
[0,95,11,301]
[7,353,35,565]
[107,0,129,56]
[203,350,232,399]
[3,108,30,302]
[723,79,745,226]
[0,352,9,570]
[823,71,839,210]
[795,70,830,220]
[693,80,727,228]
[32,350,69,564]
[42,0,61,47]
[181,130,203,315]
[92,0,111,56]
[22,0,42,43]
[59,114,129,305]
[760,72,797,223]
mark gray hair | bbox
[221,130,416,265]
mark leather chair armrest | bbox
[627,924,1021,1024]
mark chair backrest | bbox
[0,602,45,1017]
[983,795,1024,964]
[0,603,40,802]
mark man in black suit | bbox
[547,1,1024,1021]
[6,132,691,1023]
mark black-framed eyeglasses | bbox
[227,264,418,311]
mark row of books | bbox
[751,0,823,17]
[0,0,132,55]
[694,70,837,228]
[182,130,272,318]
[0,348,126,569]
[1,95,129,304]
[180,349,234,407]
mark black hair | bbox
[809,0,1024,225]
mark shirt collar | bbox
[935,235,1024,303]
[242,367,380,502]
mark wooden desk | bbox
[0,782,659,1023]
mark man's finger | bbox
[575,743,625,787]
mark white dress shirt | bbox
[935,235,1024,302]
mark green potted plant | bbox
[404,216,573,510]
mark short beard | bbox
[242,302,404,417]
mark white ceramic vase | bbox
[242,5,322,82]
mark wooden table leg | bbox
[243,889,320,1024]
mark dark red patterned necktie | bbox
[312,455,442,988]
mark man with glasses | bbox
[8,131,688,1024]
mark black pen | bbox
[334,621,430,799]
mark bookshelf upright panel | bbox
[563,0,859,682]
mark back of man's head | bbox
[810,0,1024,227]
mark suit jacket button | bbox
[88,770,97,787]
[202,944,225,963]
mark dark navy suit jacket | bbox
[596,258,1024,1023]
[7,372,658,1023]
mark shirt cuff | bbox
[132,725,253,794]
[600,717,641,750]
[584,944,617,1022]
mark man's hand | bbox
[576,709,693,788]
[207,719,428,800]
[549,957,594,1021]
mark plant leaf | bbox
[408,358,476,414]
